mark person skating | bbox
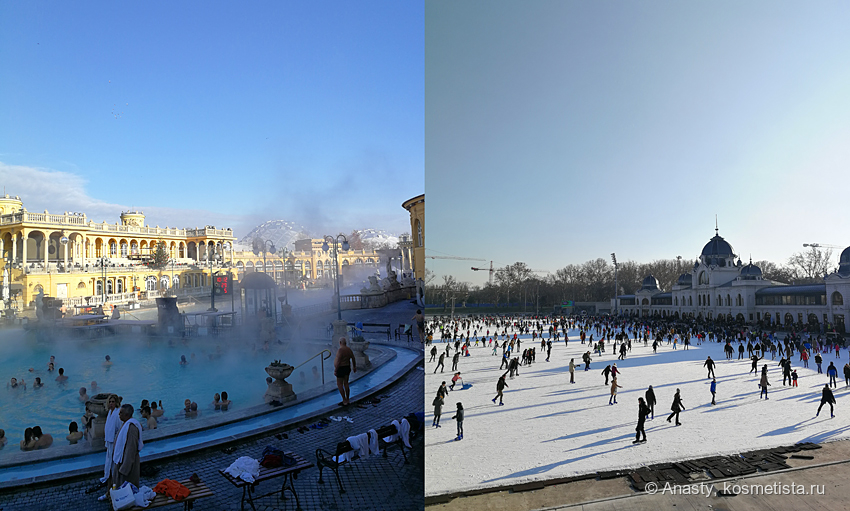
[609,377,622,405]
[618,343,627,360]
[432,393,444,428]
[546,340,552,362]
[434,353,445,373]
[667,389,684,425]
[704,356,716,379]
[779,358,791,386]
[791,369,798,387]
[816,384,836,418]
[569,358,576,384]
[452,351,460,372]
[634,397,650,444]
[827,362,838,388]
[815,353,823,374]
[759,367,770,399]
[493,375,508,406]
[843,363,850,387]
[710,378,717,405]
[645,386,657,419]
[601,365,612,385]
[429,345,438,362]
[749,354,762,374]
[508,357,520,378]
[583,351,592,371]
[450,372,463,391]
[452,402,464,440]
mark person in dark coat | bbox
[817,384,836,418]
[843,363,850,387]
[645,386,657,419]
[492,375,508,406]
[749,354,762,374]
[667,389,684,425]
[601,365,612,385]
[452,351,460,371]
[827,362,838,388]
[634,397,650,443]
[434,353,445,373]
[704,356,716,379]
[429,345,437,362]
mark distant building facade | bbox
[613,230,850,333]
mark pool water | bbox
[0,328,333,453]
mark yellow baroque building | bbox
[0,194,236,310]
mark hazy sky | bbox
[425,0,850,287]
[0,1,423,238]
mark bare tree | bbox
[786,247,833,283]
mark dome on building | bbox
[640,274,659,291]
[740,260,763,279]
[838,246,850,277]
[677,273,692,286]
[701,234,735,258]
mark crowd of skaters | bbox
[426,312,850,444]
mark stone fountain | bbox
[350,336,372,371]
[264,362,296,404]
[87,392,117,449]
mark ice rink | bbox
[425,328,850,496]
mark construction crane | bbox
[803,243,843,249]
[471,262,549,285]
[425,255,486,261]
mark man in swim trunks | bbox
[334,337,357,406]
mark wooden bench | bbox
[348,322,391,341]
[119,478,213,511]
[315,440,357,494]
[395,324,413,342]
[218,451,313,511]
[315,422,412,494]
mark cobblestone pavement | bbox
[0,299,425,511]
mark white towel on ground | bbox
[383,420,401,443]
[354,432,369,458]
[224,456,260,483]
[400,418,411,448]
[367,429,379,456]
[113,419,144,465]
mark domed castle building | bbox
[614,229,850,333]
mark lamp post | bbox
[322,234,349,321]
[280,248,289,305]
[60,236,69,272]
[98,256,109,305]
[611,253,618,316]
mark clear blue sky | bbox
[426,0,850,287]
[0,1,423,238]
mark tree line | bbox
[425,247,840,309]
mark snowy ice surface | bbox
[424,330,850,496]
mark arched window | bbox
[146,276,157,291]
[833,292,844,306]
[96,281,102,296]
[131,241,139,255]
[641,298,649,305]
[161,276,169,289]
[236,261,244,270]
[726,294,731,306]
[717,295,722,307]
[698,271,708,285]
[106,280,113,295]
[173,276,179,288]
[120,242,128,257]
[688,296,692,306]
[109,241,118,256]
[737,294,742,306]
[414,219,422,247]
[674,297,678,306]
[116,280,123,293]
[246,261,254,271]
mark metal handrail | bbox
[291,349,332,385]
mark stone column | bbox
[63,237,68,270]
[20,231,26,265]
[44,236,49,268]
[331,319,348,352]
[12,232,17,265]
[0,237,4,265]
